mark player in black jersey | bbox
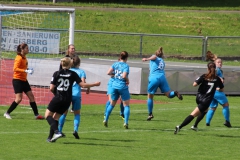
[174,62,224,134]
[45,57,100,142]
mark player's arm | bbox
[49,84,56,94]
[107,67,114,76]
[13,57,25,72]
[142,55,157,62]
[81,77,90,94]
[193,75,203,87]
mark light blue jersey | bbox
[149,56,165,75]
[148,56,170,94]
[107,77,114,95]
[216,67,223,78]
[70,68,86,97]
[111,61,129,89]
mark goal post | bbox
[0,6,75,107]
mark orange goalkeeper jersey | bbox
[13,55,28,81]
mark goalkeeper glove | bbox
[25,68,34,75]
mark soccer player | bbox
[142,47,183,121]
[174,62,224,134]
[104,61,124,120]
[59,44,76,70]
[191,52,231,131]
[58,55,90,139]
[45,57,100,142]
[3,43,44,120]
[103,51,130,129]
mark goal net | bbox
[0,5,75,108]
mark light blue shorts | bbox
[72,96,81,111]
[111,88,130,101]
[209,90,228,108]
[147,75,170,94]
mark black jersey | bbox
[195,74,224,98]
[51,69,82,100]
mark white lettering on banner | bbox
[1,29,60,54]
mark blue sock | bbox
[206,109,215,124]
[168,91,175,98]
[147,98,153,114]
[104,100,110,116]
[74,114,80,132]
[222,106,230,122]
[58,114,67,132]
[105,104,114,121]
[124,106,130,124]
[120,102,124,115]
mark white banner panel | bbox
[1,29,60,54]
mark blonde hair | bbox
[61,57,72,69]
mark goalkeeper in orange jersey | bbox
[3,43,44,120]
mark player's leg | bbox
[160,76,183,100]
[72,96,81,139]
[215,91,231,127]
[191,110,207,131]
[58,110,68,133]
[103,89,118,127]
[146,76,158,120]
[4,79,23,119]
[120,88,130,129]
[119,97,124,119]
[25,81,44,119]
[206,92,219,126]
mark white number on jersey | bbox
[114,70,123,79]
[158,61,164,70]
[207,82,214,93]
[57,78,70,91]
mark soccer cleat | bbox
[120,114,125,120]
[191,126,198,131]
[73,131,80,139]
[51,132,63,142]
[46,138,55,143]
[174,126,180,134]
[103,120,108,127]
[174,91,183,100]
[147,114,154,121]
[224,121,232,128]
[4,113,12,119]
[35,115,44,120]
[206,123,210,126]
[70,109,74,113]
[123,123,128,129]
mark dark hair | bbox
[119,51,128,60]
[155,47,163,58]
[205,61,216,80]
[17,43,28,55]
[72,55,80,68]
[206,51,217,62]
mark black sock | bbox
[30,102,39,116]
[48,128,54,139]
[46,116,58,133]
[194,112,207,127]
[179,115,194,129]
[7,101,18,114]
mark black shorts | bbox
[196,93,213,113]
[47,96,71,114]
[12,79,31,94]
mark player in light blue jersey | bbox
[58,55,90,139]
[104,73,124,120]
[142,47,183,121]
[191,51,231,131]
[103,51,130,129]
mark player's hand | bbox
[142,58,147,62]
[94,81,101,86]
[25,68,34,75]
[86,88,90,94]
